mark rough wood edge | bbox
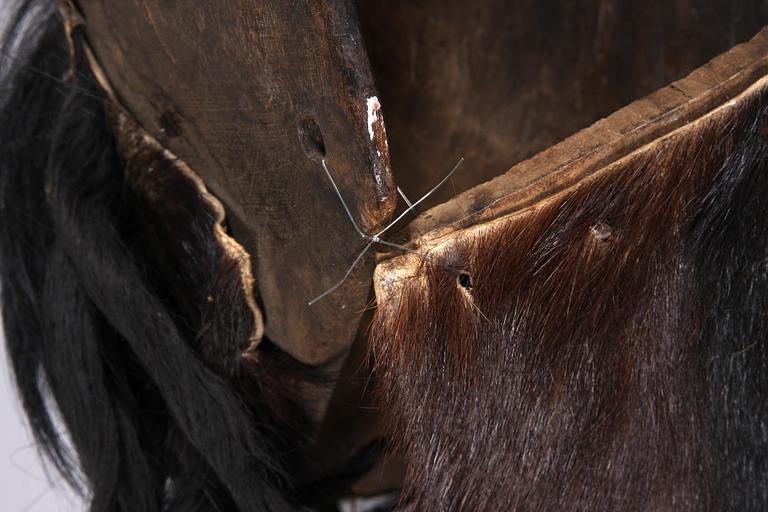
[375,58,768,303]
[397,26,768,248]
[60,2,265,350]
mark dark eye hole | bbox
[458,271,472,290]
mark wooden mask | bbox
[3,0,768,510]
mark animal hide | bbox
[371,78,768,510]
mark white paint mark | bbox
[366,95,381,141]
[374,168,385,189]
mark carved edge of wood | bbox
[397,27,768,246]
[72,0,399,365]
[376,26,768,300]
[59,1,265,353]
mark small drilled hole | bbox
[297,114,326,161]
[458,272,472,290]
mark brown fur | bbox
[371,84,768,510]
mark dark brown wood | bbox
[375,26,768,275]
[76,0,396,365]
[74,0,768,367]
[357,0,768,212]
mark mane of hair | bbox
[370,87,768,509]
[0,4,311,511]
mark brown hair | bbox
[371,82,768,510]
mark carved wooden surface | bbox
[76,0,395,365]
[75,0,768,367]
[358,0,768,211]
[382,27,768,254]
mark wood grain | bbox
[358,0,768,212]
[76,0,396,365]
[375,26,768,276]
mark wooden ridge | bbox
[392,27,768,251]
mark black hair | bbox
[0,4,309,510]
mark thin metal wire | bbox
[307,240,374,306]
[320,159,367,239]
[397,186,414,210]
[373,157,464,238]
[308,157,464,305]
